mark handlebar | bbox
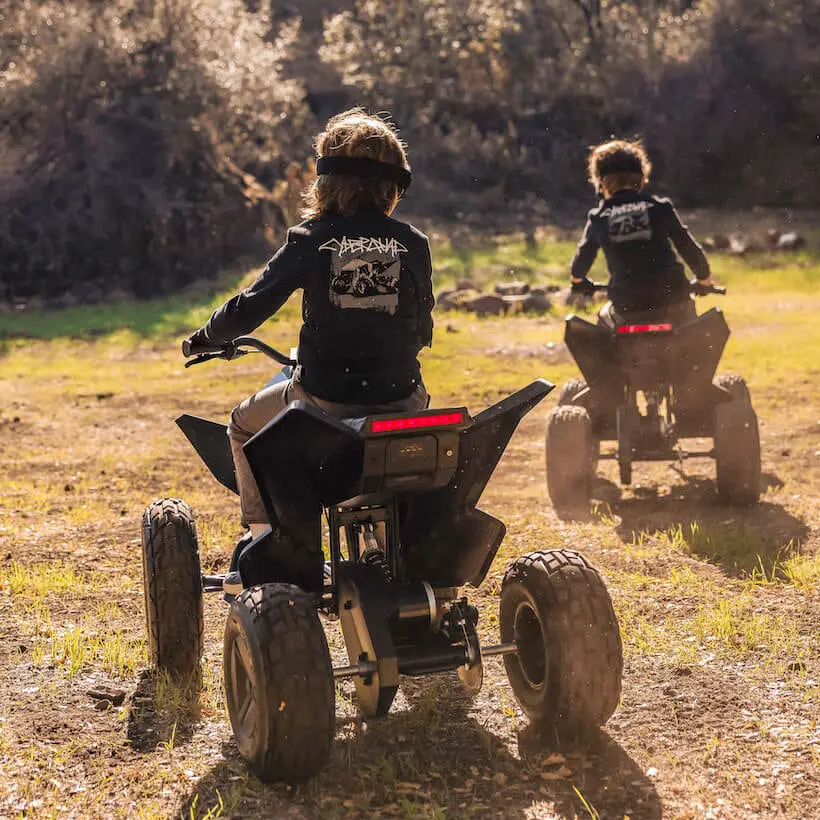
[691,282,726,296]
[182,336,297,369]
[578,281,726,295]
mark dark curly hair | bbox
[588,139,652,194]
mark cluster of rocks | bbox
[436,280,558,317]
[703,229,806,255]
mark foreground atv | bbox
[546,284,761,514]
[141,336,623,783]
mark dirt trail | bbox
[1,339,819,819]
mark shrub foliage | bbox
[1,0,817,304]
[0,0,312,305]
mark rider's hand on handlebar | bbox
[182,329,231,358]
[570,277,598,298]
[691,277,720,297]
[182,329,207,358]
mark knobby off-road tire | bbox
[714,373,761,505]
[141,498,204,681]
[558,378,602,472]
[545,405,594,514]
[224,583,335,784]
[557,378,588,407]
[500,549,622,734]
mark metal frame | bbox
[325,499,397,616]
[200,496,521,685]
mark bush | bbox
[0,0,314,306]
[2,0,818,306]
[321,0,820,213]
[651,0,820,206]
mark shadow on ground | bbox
[609,473,809,576]
[178,678,660,819]
[126,669,199,753]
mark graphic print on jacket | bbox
[607,200,652,243]
[319,235,408,314]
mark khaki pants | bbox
[228,378,429,525]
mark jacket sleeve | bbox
[570,216,599,280]
[419,239,435,347]
[411,237,435,348]
[664,203,711,281]
[202,231,304,344]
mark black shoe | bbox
[229,530,254,573]
[223,570,243,604]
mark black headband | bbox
[597,154,644,177]
[316,155,412,193]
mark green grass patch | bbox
[45,623,146,678]
[4,228,819,343]
[625,521,820,587]
[0,265,300,342]
[692,596,803,657]
[0,560,98,600]
[612,568,815,670]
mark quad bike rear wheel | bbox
[714,374,761,505]
[141,498,204,681]
[557,378,588,407]
[545,405,594,514]
[500,549,622,734]
[558,379,601,472]
[224,583,335,784]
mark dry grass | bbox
[1,235,819,818]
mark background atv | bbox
[141,336,623,784]
[546,284,761,515]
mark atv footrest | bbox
[678,448,715,459]
[202,574,226,592]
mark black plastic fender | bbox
[176,415,237,494]
[178,380,554,590]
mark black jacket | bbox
[198,206,434,404]
[570,190,710,312]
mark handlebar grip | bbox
[182,337,228,357]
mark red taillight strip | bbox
[616,323,673,334]
[371,412,464,433]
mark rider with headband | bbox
[570,139,713,328]
[184,108,434,592]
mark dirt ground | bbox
[1,299,819,819]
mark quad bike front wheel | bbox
[714,374,761,505]
[224,583,335,784]
[500,549,622,734]
[142,498,204,681]
[545,405,595,514]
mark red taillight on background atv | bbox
[371,412,464,433]
[616,323,673,334]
